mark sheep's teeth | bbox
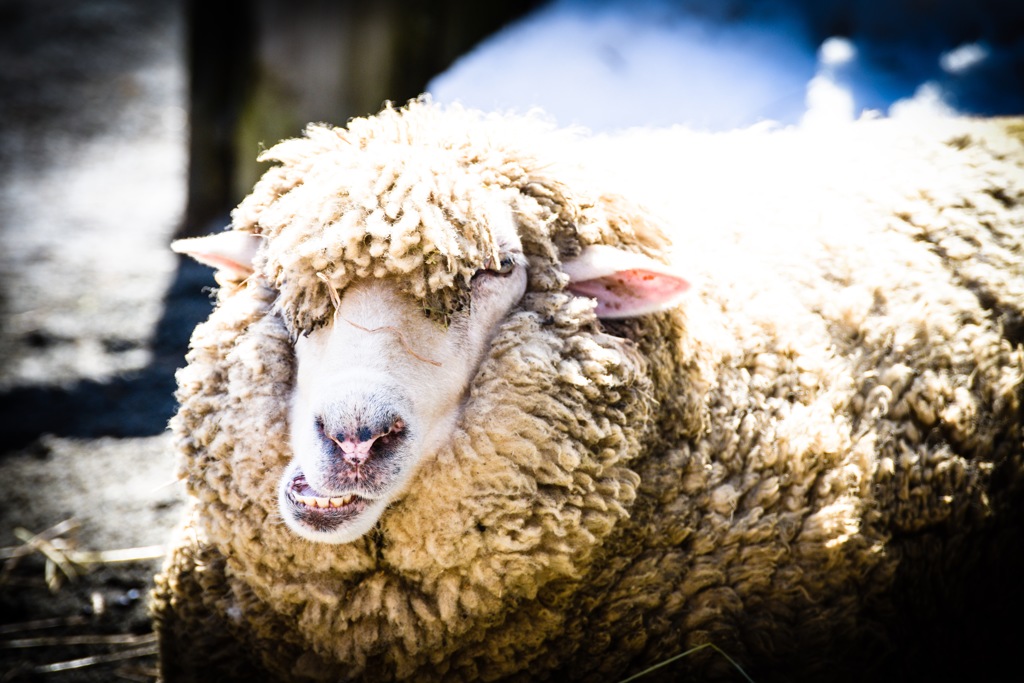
[293,491,355,509]
[293,493,327,508]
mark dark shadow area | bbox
[0,258,215,453]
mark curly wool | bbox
[154,104,1024,682]
[237,103,572,331]
[234,102,674,333]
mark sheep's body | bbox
[153,103,1024,682]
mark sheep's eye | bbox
[475,254,519,280]
[494,256,516,276]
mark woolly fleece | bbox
[153,102,1024,682]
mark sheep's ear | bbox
[562,245,690,318]
[171,231,261,282]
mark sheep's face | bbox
[281,241,529,543]
[173,213,689,545]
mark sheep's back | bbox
[575,116,1024,680]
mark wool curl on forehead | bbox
[229,100,597,335]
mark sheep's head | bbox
[172,102,691,544]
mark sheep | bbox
[152,100,1024,682]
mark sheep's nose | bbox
[316,416,406,466]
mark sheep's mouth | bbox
[285,473,368,526]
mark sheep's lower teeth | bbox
[293,493,355,509]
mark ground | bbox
[0,1,200,680]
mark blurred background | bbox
[0,0,1022,679]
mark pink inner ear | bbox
[171,232,260,283]
[568,269,690,318]
[189,251,254,276]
